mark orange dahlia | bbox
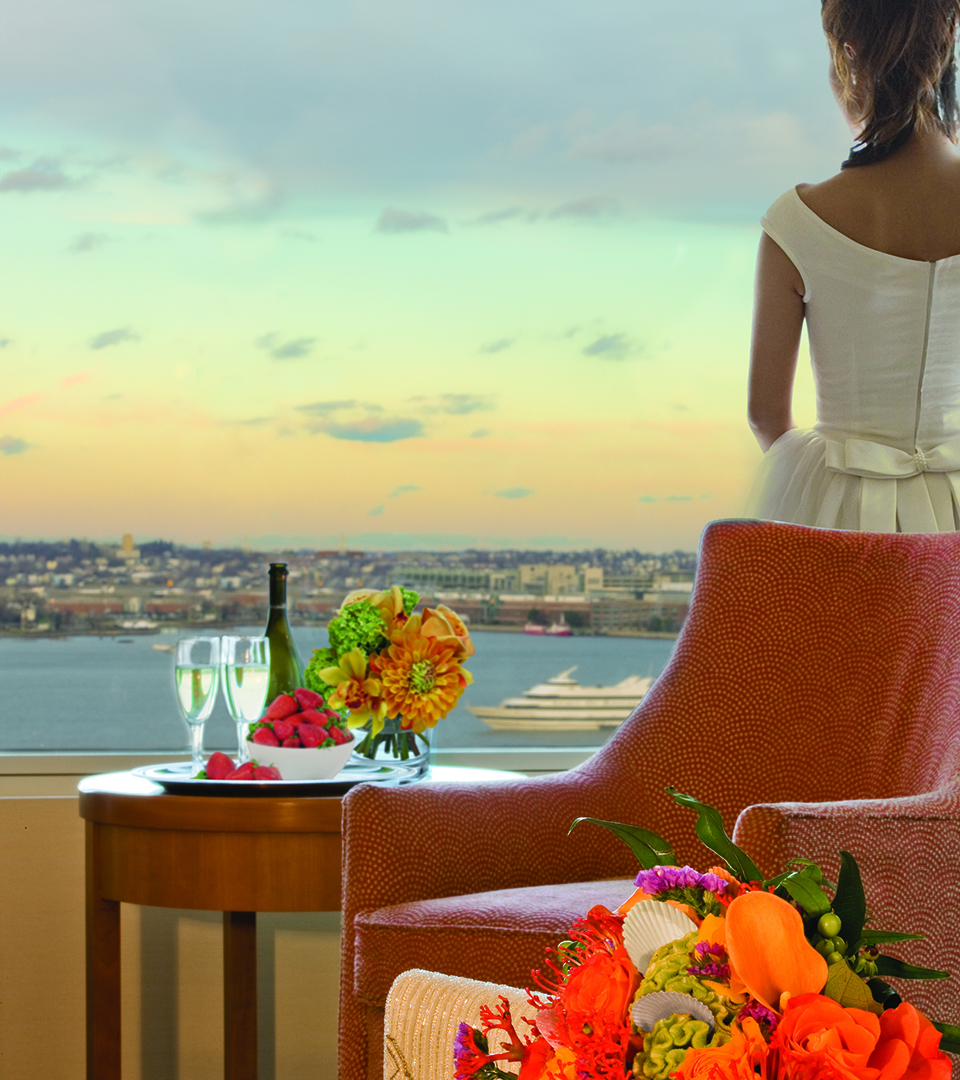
[373,625,472,734]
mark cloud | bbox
[0,392,42,417]
[296,399,356,415]
[470,428,491,438]
[583,333,635,360]
[0,338,12,349]
[480,338,514,354]
[255,333,316,360]
[415,393,494,415]
[368,504,384,516]
[0,148,21,162]
[0,436,29,455]
[90,327,139,350]
[495,487,534,499]
[665,494,693,502]
[638,495,658,503]
[375,208,448,234]
[68,232,110,253]
[549,196,620,219]
[279,229,318,242]
[60,372,90,388]
[309,416,425,442]
[389,485,421,497]
[570,120,687,162]
[224,416,271,427]
[0,160,73,193]
[470,207,526,226]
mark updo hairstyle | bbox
[822,0,960,165]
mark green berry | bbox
[816,939,836,957]
[826,951,844,966]
[831,936,847,956]
[817,913,842,938]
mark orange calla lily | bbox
[725,891,828,1013]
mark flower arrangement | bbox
[454,788,959,1080]
[303,585,474,761]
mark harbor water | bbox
[0,629,676,753]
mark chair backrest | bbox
[576,519,960,866]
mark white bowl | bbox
[246,732,357,780]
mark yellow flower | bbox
[372,626,472,734]
[319,647,389,734]
[420,604,476,660]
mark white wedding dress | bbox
[745,186,960,532]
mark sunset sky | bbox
[0,0,849,551]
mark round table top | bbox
[78,764,523,832]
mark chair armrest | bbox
[341,772,640,915]
[733,788,960,1015]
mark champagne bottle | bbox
[263,562,304,703]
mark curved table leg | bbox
[224,910,257,1080]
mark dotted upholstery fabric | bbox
[339,519,960,1080]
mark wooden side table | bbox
[79,771,344,1080]
[79,765,520,1080]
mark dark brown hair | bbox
[822,0,960,165]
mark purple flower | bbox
[687,939,730,981]
[633,865,728,896]
[739,999,779,1032]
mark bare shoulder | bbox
[795,172,872,228]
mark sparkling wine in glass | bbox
[175,637,221,774]
[221,636,270,762]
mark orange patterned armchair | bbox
[339,519,960,1080]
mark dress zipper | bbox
[915,262,936,446]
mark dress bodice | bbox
[747,188,960,532]
[762,187,960,453]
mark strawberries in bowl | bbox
[244,691,356,780]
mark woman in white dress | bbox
[746,0,960,532]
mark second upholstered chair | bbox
[338,519,960,1080]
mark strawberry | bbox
[253,765,283,781]
[265,694,298,720]
[298,722,326,748]
[321,709,342,723]
[225,760,256,781]
[294,687,324,710]
[298,709,327,726]
[252,726,280,747]
[328,725,351,746]
[272,718,295,741]
[206,751,235,780]
[281,736,302,748]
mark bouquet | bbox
[303,585,474,760]
[455,789,959,1079]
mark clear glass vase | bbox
[349,716,431,779]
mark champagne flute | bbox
[221,636,270,762]
[174,637,221,774]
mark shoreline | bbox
[0,623,679,641]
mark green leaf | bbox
[777,872,833,916]
[665,787,763,882]
[875,954,950,981]
[867,978,901,1010]
[857,930,925,947]
[933,1022,960,1056]
[568,817,677,869]
[833,851,866,948]
[823,961,882,1014]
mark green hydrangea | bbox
[401,588,419,615]
[327,601,388,657]
[303,647,339,700]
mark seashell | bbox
[623,899,698,976]
[631,990,715,1034]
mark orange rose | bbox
[867,1003,951,1080]
[669,1017,770,1079]
[774,993,880,1079]
[561,949,637,1022]
[420,604,475,659]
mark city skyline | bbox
[1,1,841,551]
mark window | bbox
[1,2,828,755]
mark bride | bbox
[746,0,960,532]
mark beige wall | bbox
[0,795,341,1080]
